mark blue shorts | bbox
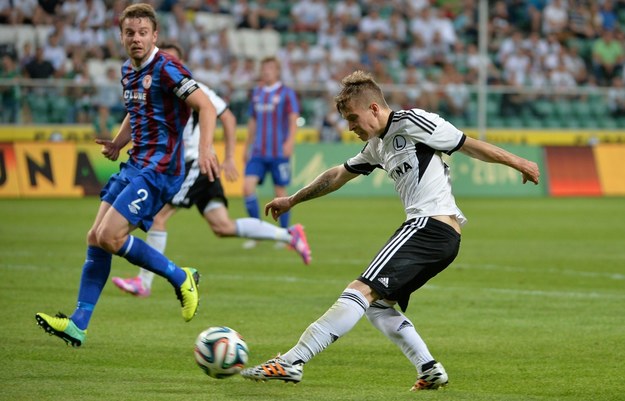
[100,161,184,231]
[244,156,291,186]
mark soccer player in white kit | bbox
[111,43,311,298]
[241,70,540,390]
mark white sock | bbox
[235,218,291,242]
[282,288,369,364]
[366,300,434,373]
[139,230,168,290]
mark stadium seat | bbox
[25,93,49,123]
[598,118,618,129]
[553,100,573,119]
[535,99,555,118]
[571,100,593,119]
[194,12,234,34]
[0,25,16,44]
[48,95,72,123]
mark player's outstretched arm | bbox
[265,165,358,220]
[459,136,540,184]
[95,113,132,161]
[187,89,219,181]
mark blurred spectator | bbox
[0,0,12,24]
[19,42,35,71]
[500,70,545,118]
[291,0,328,33]
[490,1,512,37]
[431,7,457,48]
[188,36,214,69]
[318,94,346,142]
[453,0,478,44]
[328,36,360,66]
[542,0,568,40]
[358,6,391,42]
[43,31,68,73]
[59,0,83,23]
[234,0,281,30]
[388,10,408,47]
[568,1,597,39]
[564,44,589,85]
[75,0,106,28]
[607,76,625,118]
[405,34,431,67]
[166,3,200,56]
[598,0,619,32]
[333,0,362,34]
[232,0,254,28]
[194,58,226,92]
[497,29,524,67]
[317,17,344,50]
[399,64,439,111]
[439,64,470,119]
[409,7,437,45]
[0,54,20,123]
[592,29,625,85]
[93,66,123,139]
[429,31,451,67]
[466,42,502,84]
[24,47,54,79]
[549,61,578,100]
[11,0,47,25]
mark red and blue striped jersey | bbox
[247,82,300,158]
[121,48,199,176]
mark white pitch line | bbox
[206,273,625,300]
[452,263,625,281]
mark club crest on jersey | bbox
[142,74,152,89]
[393,135,407,151]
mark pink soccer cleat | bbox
[111,276,151,297]
[288,224,311,265]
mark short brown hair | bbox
[158,41,184,60]
[119,3,158,31]
[334,70,388,114]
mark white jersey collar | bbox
[132,46,159,71]
[262,81,282,92]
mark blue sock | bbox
[71,246,112,330]
[279,210,290,229]
[117,235,186,287]
[244,195,259,218]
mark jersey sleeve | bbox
[427,121,466,155]
[161,59,200,100]
[199,82,227,116]
[344,143,382,175]
[285,87,300,115]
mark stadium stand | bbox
[0,0,624,133]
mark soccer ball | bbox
[194,326,249,379]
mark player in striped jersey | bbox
[35,3,219,347]
[241,71,540,389]
[242,56,300,249]
[110,42,311,298]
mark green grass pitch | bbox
[1,196,624,401]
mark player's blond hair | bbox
[335,70,389,114]
[119,3,158,31]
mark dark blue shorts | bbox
[100,161,184,231]
[244,156,291,186]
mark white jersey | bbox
[344,108,467,225]
[183,82,228,162]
